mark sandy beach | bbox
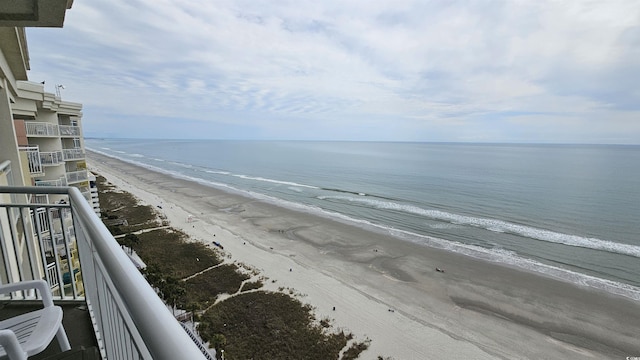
[87,151,640,360]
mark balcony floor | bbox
[0,301,100,359]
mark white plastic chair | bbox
[0,280,71,360]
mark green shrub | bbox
[240,280,263,292]
[198,292,350,360]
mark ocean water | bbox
[86,139,640,301]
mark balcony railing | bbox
[63,148,85,161]
[40,151,64,166]
[18,145,44,175]
[81,190,92,203]
[58,125,81,137]
[31,194,50,204]
[66,170,88,184]
[0,186,208,360]
[25,122,59,137]
[35,177,67,187]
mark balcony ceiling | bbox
[0,0,73,27]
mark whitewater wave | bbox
[392,230,640,302]
[231,174,319,189]
[428,223,463,230]
[205,170,231,175]
[87,148,241,194]
[319,195,640,258]
[85,147,640,301]
[168,161,193,169]
[310,200,640,302]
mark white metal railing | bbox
[63,148,85,161]
[35,177,67,187]
[40,151,64,166]
[58,125,81,137]
[18,145,44,175]
[31,194,50,204]
[0,186,208,360]
[81,191,92,203]
[180,323,216,360]
[34,207,50,233]
[66,170,88,184]
[25,122,59,137]
[46,262,59,289]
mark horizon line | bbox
[83,137,640,147]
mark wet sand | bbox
[88,150,640,360]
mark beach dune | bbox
[88,151,640,360]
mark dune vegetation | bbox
[96,175,369,360]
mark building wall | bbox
[0,79,27,188]
[0,0,76,285]
[13,119,28,146]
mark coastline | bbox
[87,150,640,359]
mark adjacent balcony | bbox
[35,177,67,187]
[40,151,64,166]
[31,194,51,204]
[81,190,92,204]
[25,122,60,137]
[63,148,85,161]
[58,125,81,137]
[65,170,88,184]
[18,145,44,176]
[0,186,210,360]
[77,186,92,204]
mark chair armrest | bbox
[0,280,54,308]
[0,329,27,360]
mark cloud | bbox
[23,0,640,143]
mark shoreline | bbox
[87,150,640,359]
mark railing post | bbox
[0,207,14,284]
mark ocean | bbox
[86,139,640,301]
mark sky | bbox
[25,0,640,143]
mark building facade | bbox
[11,81,100,215]
[0,0,94,286]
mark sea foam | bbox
[231,174,319,189]
[318,195,640,258]
[86,147,640,302]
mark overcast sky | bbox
[25,0,640,143]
